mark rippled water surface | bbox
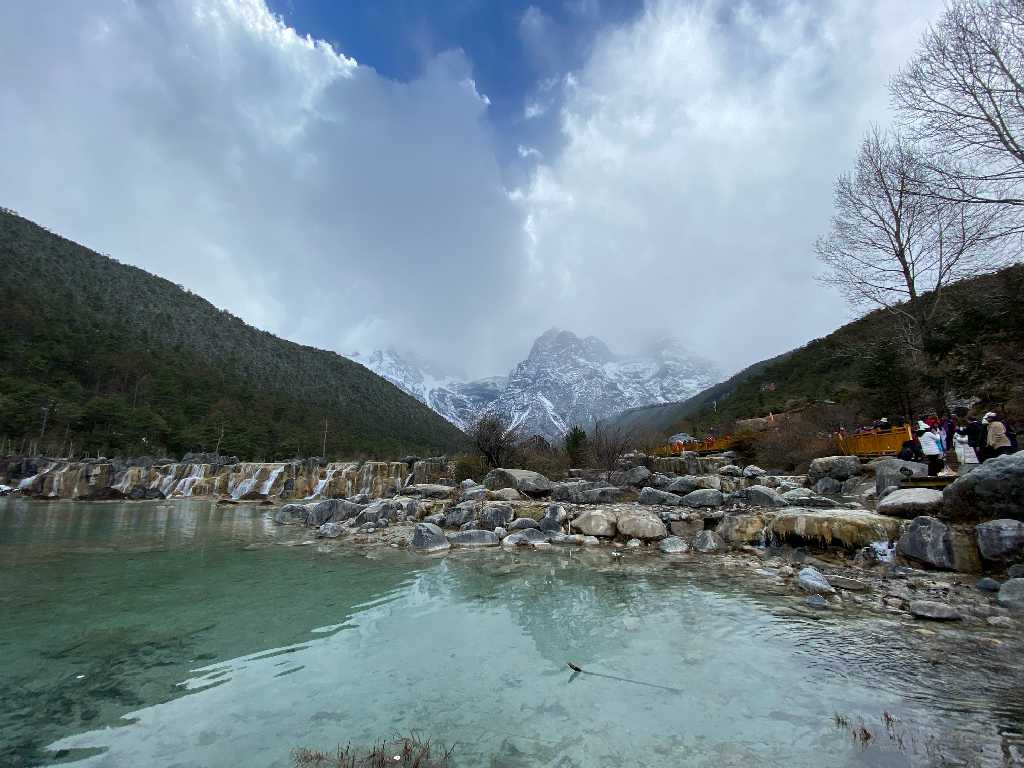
[1,498,1021,767]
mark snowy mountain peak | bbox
[350,331,718,441]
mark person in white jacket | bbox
[917,421,945,476]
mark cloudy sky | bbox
[0,0,944,380]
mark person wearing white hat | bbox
[984,412,1013,460]
[917,421,945,476]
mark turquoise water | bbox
[1,498,1021,767]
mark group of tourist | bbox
[895,412,1019,476]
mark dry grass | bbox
[293,735,454,768]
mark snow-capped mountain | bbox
[350,329,718,441]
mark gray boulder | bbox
[659,536,689,554]
[797,566,835,595]
[638,486,682,506]
[814,477,844,496]
[423,513,445,526]
[1010,564,1024,579]
[316,521,349,538]
[403,484,454,499]
[897,517,954,570]
[718,464,744,477]
[490,487,525,501]
[648,473,673,488]
[462,485,489,501]
[551,533,587,546]
[482,468,553,496]
[666,476,700,495]
[670,517,703,539]
[877,488,944,519]
[682,489,724,508]
[745,485,786,508]
[306,498,363,526]
[909,600,961,621]
[508,517,541,531]
[805,594,829,610]
[693,530,724,553]
[997,578,1024,611]
[610,466,652,487]
[743,465,767,478]
[501,528,553,547]
[447,529,500,547]
[874,458,927,496]
[616,511,668,540]
[943,452,1024,522]
[442,500,479,528]
[412,523,450,553]
[494,526,508,540]
[573,508,618,537]
[717,512,766,544]
[478,502,514,531]
[808,455,862,483]
[274,503,307,525]
[539,504,567,533]
[977,577,1002,592]
[975,519,1024,562]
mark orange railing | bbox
[835,426,912,457]
[653,436,737,456]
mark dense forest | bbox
[0,209,469,459]
[611,265,1024,437]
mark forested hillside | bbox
[611,265,1024,437]
[0,209,469,459]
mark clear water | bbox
[1,498,1021,768]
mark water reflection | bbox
[1,500,1021,768]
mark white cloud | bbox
[0,0,527,379]
[518,0,945,372]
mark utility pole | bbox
[322,417,328,458]
[39,403,52,448]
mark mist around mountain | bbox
[353,328,719,441]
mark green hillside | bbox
[0,209,469,459]
[611,265,1024,437]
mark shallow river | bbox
[1,498,1021,767]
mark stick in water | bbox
[566,662,682,694]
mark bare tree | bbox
[816,127,1013,409]
[892,0,1024,208]
[468,415,518,468]
[591,420,633,471]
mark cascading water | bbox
[159,465,181,497]
[306,466,339,500]
[259,465,284,497]
[173,464,207,497]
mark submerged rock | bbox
[909,601,961,621]
[977,577,1002,593]
[805,594,829,610]
[501,528,553,547]
[797,566,835,595]
[412,523,450,553]
[659,536,689,554]
[693,530,724,553]
[317,522,349,538]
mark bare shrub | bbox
[453,453,488,483]
[468,415,518,468]
[592,421,633,471]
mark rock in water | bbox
[909,601,962,621]
[573,509,618,537]
[317,522,349,538]
[805,594,829,610]
[943,452,1024,522]
[616,511,668,540]
[501,528,553,547]
[659,536,688,554]
[998,578,1024,611]
[693,530,724,553]
[412,523,450,553]
[897,516,954,570]
[975,519,1024,562]
[538,504,567,532]
[877,488,944,519]
[797,566,835,595]
[447,529,499,547]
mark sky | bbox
[0,0,946,381]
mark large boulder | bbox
[615,511,668,540]
[609,466,652,487]
[909,601,961,621]
[306,498,363,526]
[670,517,704,539]
[508,517,541,530]
[274,503,307,525]
[553,481,623,504]
[813,477,844,496]
[997,579,1024,611]
[403,484,454,499]
[638,487,682,506]
[897,516,954,570]
[874,458,928,496]
[478,502,514,531]
[317,522,349,538]
[877,488,944,519]
[447,529,500,547]
[490,487,525,502]
[442,500,479,528]
[745,485,787,508]
[539,504,567,533]
[770,508,902,550]
[943,452,1024,522]
[482,468,553,497]
[412,523,450,553]
[798,566,835,595]
[743,465,767,478]
[808,455,862,483]
[717,512,766,545]
[659,536,689,554]
[693,530,724,553]
[718,464,744,477]
[682,489,724,508]
[666,476,701,495]
[501,528,553,547]
[573,508,618,537]
[975,519,1024,562]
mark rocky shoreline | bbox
[5,448,1023,625]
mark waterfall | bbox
[259,465,284,496]
[18,473,38,490]
[159,465,181,497]
[173,464,207,497]
[306,465,340,500]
